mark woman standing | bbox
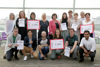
[30,12,37,38]
[51,29,63,60]
[69,13,82,44]
[82,13,95,38]
[38,13,49,39]
[49,13,60,39]
[16,11,28,40]
[60,12,69,43]
[3,13,15,59]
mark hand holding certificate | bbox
[19,19,25,27]
[50,39,64,50]
[27,20,40,30]
[80,24,93,34]
[71,24,78,31]
[17,40,24,50]
[64,47,70,57]
[61,23,67,30]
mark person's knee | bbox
[90,53,95,58]
[79,47,83,53]
[56,50,61,55]
[33,52,38,58]
[44,46,49,50]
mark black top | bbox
[38,37,50,46]
[24,36,37,51]
[38,20,49,38]
[61,19,68,27]
[55,23,59,29]
[16,18,28,40]
[66,34,78,46]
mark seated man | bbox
[5,28,21,61]
[38,31,49,60]
[22,30,38,61]
[79,30,96,62]
[64,28,78,60]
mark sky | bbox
[0,0,100,20]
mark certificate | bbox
[27,20,40,30]
[64,47,70,57]
[17,40,24,50]
[6,20,14,35]
[80,24,93,34]
[61,23,67,30]
[71,24,78,31]
[50,39,64,50]
[19,19,25,27]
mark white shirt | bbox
[82,20,93,25]
[80,17,86,22]
[80,37,96,52]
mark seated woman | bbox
[38,31,50,60]
[51,29,64,60]
[22,30,38,61]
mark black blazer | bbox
[24,36,37,51]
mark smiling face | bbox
[41,31,46,37]
[13,28,18,36]
[10,13,15,20]
[84,32,90,39]
[85,13,90,19]
[28,31,32,37]
[19,11,25,18]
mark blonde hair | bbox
[9,13,15,20]
[41,13,46,20]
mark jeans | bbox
[39,46,49,60]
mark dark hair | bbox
[85,13,90,17]
[54,29,63,39]
[30,12,36,19]
[62,12,68,20]
[52,13,57,19]
[69,28,75,32]
[27,30,33,33]
[84,30,90,34]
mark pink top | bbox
[49,20,60,34]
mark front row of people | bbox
[5,28,96,62]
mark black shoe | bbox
[79,59,84,62]
[91,58,94,62]
[15,56,19,60]
[73,58,77,61]
[19,51,23,55]
[3,55,6,59]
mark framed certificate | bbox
[17,40,24,50]
[27,20,40,30]
[61,23,67,30]
[71,24,78,31]
[50,39,64,50]
[19,19,25,27]
[80,24,93,34]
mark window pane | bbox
[76,0,100,8]
[25,0,73,8]
[0,0,23,7]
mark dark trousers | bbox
[79,47,96,60]
[39,46,49,60]
[6,47,18,61]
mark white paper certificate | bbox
[71,24,78,31]
[80,24,93,34]
[19,19,25,27]
[27,20,40,29]
[50,39,64,50]
[64,47,70,57]
[17,40,24,50]
[61,23,67,30]
[6,20,14,35]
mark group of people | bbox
[3,10,96,63]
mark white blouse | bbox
[82,20,93,25]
